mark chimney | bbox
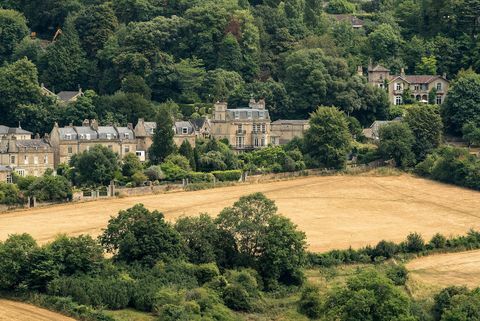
[35,133,40,139]
[248,98,256,109]
[443,73,447,79]
[357,66,363,76]
[257,99,266,110]
[127,123,133,130]
[400,67,405,76]
[82,119,90,127]
[90,119,98,131]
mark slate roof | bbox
[174,121,194,135]
[73,126,98,139]
[116,127,135,139]
[363,118,402,140]
[15,139,51,150]
[57,91,81,102]
[144,122,156,135]
[97,126,118,140]
[190,118,208,131]
[368,65,390,72]
[0,125,32,136]
[389,75,447,84]
[226,108,270,121]
[58,127,78,140]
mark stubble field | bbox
[1,173,479,252]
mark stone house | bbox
[270,120,310,146]
[367,65,450,105]
[190,118,211,139]
[362,118,402,141]
[0,126,54,177]
[40,84,84,104]
[49,120,137,166]
[134,119,198,161]
[210,99,271,152]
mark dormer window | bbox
[125,133,130,139]
[106,133,112,140]
[182,127,188,134]
[259,111,264,119]
[149,128,154,134]
[437,82,442,91]
[65,134,71,140]
[247,111,252,119]
[86,134,91,140]
[234,111,240,120]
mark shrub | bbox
[161,161,189,181]
[131,171,147,186]
[188,172,214,183]
[194,263,220,285]
[0,182,23,205]
[222,284,252,312]
[429,233,447,249]
[144,166,165,181]
[433,286,469,321]
[211,170,242,182]
[153,288,184,313]
[405,232,425,253]
[386,264,408,285]
[372,240,399,259]
[298,284,322,319]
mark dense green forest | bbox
[1,0,480,134]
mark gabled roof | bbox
[389,75,448,84]
[15,139,51,150]
[57,91,82,103]
[368,65,390,72]
[0,125,32,136]
[190,118,208,131]
[174,121,194,135]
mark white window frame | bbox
[85,134,91,140]
[34,156,39,165]
[6,174,12,184]
[437,82,442,91]
[44,155,48,164]
[16,169,25,177]
[395,96,402,105]
[234,111,240,120]
[10,156,15,165]
[436,95,442,105]
[182,127,188,135]
[106,133,112,140]
[24,155,29,165]
[395,83,402,91]
[65,134,72,140]
[125,133,130,139]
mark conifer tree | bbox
[149,107,175,164]
[179,140,196,171]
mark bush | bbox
[386,264,408,285]
[144,166,165,181]
[0,182,23,205]
[211,170,242,182]
[405,232,425,253]
[194,263,220,285]
[429,233,447,249]
[298,284,322,319]
[161,161,189,181]
[222,284,252,312]
[188,172,214,183]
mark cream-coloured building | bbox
[49,120,137,166]
[0,165,12,183]
[210,99,271,151]
[134,119,198,161]
[367,65,450,105]
[270,120,310,146]
[0,126,54,177]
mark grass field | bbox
[1,174,479,252]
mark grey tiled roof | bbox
[226,108,270,121]
[0,125,32,135]
[190,118,207,131]
[15,139,51,150]
[57,91,81,102]
[174,121,194,135]
[144,122,156,135]
[116,127,135,139]
[74,126,98,139]
[97,126,118,140]
[59,127,78,140]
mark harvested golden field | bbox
[0,300,75,321]
[0,174,479,252]
[407,250,480,298]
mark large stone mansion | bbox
[366,65,450,105]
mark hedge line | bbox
[307,230,480,267]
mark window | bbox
[124,146,130,153]
[106,133,112,140]
[65,134,71,140]
[395,83,402,91]
[259,111,264,119]
[247,111,252,119]
[234,111,240,119]
[24,155,29,165]
[254,137,259,147]
[10,156,15,164]
[414,85,419,91]
[16,169,25,177]
[149,128,154,135]
[125,133,130,139]
[182,127,188,134]
[437,82,442,91]
[44,155,48,164]
[68,146,73,154]
[436,95,443,105]
[237,124,243,134]
[261,123,266,133]
[6,174,12,184]
[108,145,113,150]
[34,156,38,165]
[395,96,402,105]
[85,134,91,140]
[236,136,244,148]
[261,138,265,146]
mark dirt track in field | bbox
[407,250,480,291]
[1,174,479,252]
[0,300,75,321]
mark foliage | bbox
[99,204,184,266]
[405,104,443,160]
[323,270,415,321]
[122,153,144,178]
[211,170,242,182]
[462,122,480,146]
[70,145,119,187]
[149,105,176,164]
[0,182,23,205]
[27,174,72,202]
[378,122,415,168]
[298,284,322,319]
[304,107,351,169]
